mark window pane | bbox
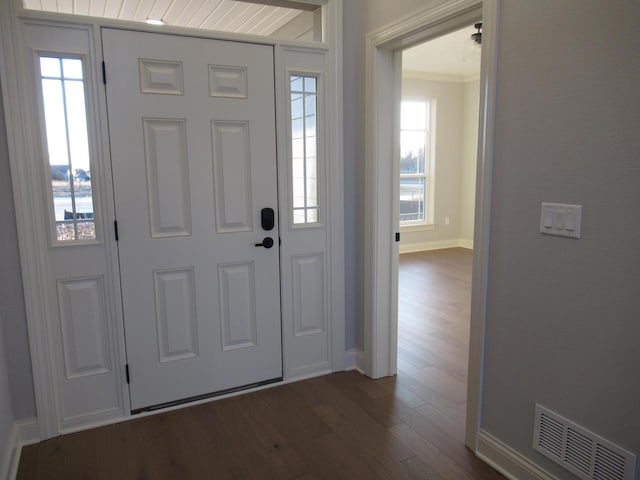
[291,95,303,119]
[399,178,426,223]
[40,57,61,77]
[40,55,96,242]
[304,77,316,93]
[401,101,426,130]
[77,222,96,240]
[400,130,425,174]
[290,75,319,225]
[62,58,83,79]
[307,208,318,223]
[41,79,69,166]
[56,223,76,241]
[290,76,303,92]
[305,94,316,116]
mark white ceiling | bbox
[402,25,481,80]
[22,0,309,36]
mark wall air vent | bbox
[533,404,637,480]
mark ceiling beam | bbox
[234,0,319,12]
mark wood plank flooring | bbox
[18,248,504,479]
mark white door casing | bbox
[103,29,282,411]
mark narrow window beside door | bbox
[38,55,96,242]
[290,75,319,225]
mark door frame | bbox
[362,0,500,450]
[0,0,344,439]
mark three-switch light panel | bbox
[540,202,582,239]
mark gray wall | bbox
[482,1,640,475]
[0,79,36,420]
[343,0,444,351]
[0,313,15,470]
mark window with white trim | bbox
[400,100,432,226]
[290,74,319,224]
[38,55,96,242]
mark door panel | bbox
[103,29,282,411]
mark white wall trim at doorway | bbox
[362,0,500,452]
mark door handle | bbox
[255,237,274,249]
[261,207,275,231]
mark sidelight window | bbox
[38,55,96,242]
[290,74,319,225]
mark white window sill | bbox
[400,223,436,232]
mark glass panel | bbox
[307,208,318,223]
[76,222,96,240]
[293,210,305,224]
[304,77,316,93]
[39,55,96,242]
[400,130,426,174]
[290,76,303,92]
[290,74,320,225]
[291,95,303,119]
[401,101,427,130]
[40,57,61,77]
[56,223,76,241]
[399,178,426,223]
[62,58,83,79]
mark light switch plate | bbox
[540,203,582,239]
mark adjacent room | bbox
[396,22,481,459]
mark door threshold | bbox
[131,377,283,414]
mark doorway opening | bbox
[363,0,499,450]
[396,24,481,436]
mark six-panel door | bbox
[103,29,282,411]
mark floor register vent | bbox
[533,404,636,480]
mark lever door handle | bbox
[255,237,274,249]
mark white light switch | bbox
[540,203,582,239]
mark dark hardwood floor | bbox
[18,247,504,479]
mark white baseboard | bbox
[355,350,366,374]
[344,349,356,370]
[477,430,557,480]
[458,238,473,249]
[1,423,17,480]
[399,238,473,253]
[2,418,38,480]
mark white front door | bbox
[103,29,282,411]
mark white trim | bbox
[1,423,17,480]
[355,350,366,374]
[399,238,472,254]
[3,418,39,480]
[477,430,558,480]
[400,223,435,233]
[320,0,346,372]
[459,238,474,249]
[403,69,480,83]
[344,349,366,374]
[343,349,356,370]
[465,0,500,451]
[0,0,60,440]
[363,0,498,453]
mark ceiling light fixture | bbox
[462,22,482,62]
[145,18,165,26]
[471,22,482,45]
